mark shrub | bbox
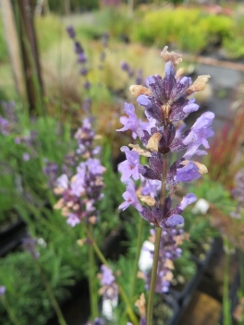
[131,7,235,54]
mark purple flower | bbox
[23,153,30,161]
[118,182,143,212]
[165,214,184,227]
[176,162,202,183]
[74,41,83,55]
[56,174,69,191]
[43,161,59,188]
[22,236,40,259]
[78,53,87,64]
[121,61,130,71]
[183,111,215,159]
[170,76,192,102]
[67,213,80,227]
[0,286,6,297]
[118,147,141,182]
[0,116,9,135]
[83,80,91,90]
[179,193,197,210]
[66,26,75,39]
[99,265,118,301]
[87,158,106,175]
[70,170,85,196]
[141,178,161,198]
[80,67,88,76]
[136,69,144,85]
[1,101,16,123]
[100,265,115,286]
[86,318,103,325]
[117,103,143,138]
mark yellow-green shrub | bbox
[131,7,235,54]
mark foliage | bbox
[223,10,244,59]
[131,7,235,54]
[0,250,74,325]
[0,100,125,324]
[48,0,99,12]
[35,15,65,53]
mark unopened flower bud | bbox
[129,85,151,97]
[186,75,210,95]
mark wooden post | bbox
[0,0,26,100]
[16,0,44,112]
[64,0,71,15]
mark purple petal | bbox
[179,193,197,210]
[166,214,184,226]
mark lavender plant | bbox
[0,286,22,325]
[117,46,215,324]
[22,235,67,325]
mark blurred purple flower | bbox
[0,286,5,297]
[23,153,30,161]
[99,265,118,301]
[66,26,75,39]
[22,236,40,259]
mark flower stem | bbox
[1,296,22,325]
[160,153,167,206]
[147,152,167,324]
[38,261,67,325]
[88,224,99,320]
[82,221,139,325]
[146,226,162,325]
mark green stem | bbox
[130,216,144,300]
[147,152,167,325]
[81,222,139,325]
[146,226,162,325]
[223,239,231,325]
[37,262,67,325]
[88,225,99,320]
[1,297,22,325]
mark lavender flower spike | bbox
[66,26,75,39]
[117,46,213,230]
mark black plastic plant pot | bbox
[46,279,90,325]
[169,238,217,305]
[0,219,27,257]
